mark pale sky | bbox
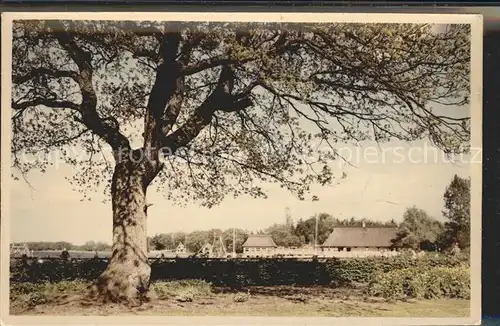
[10,138,472,245]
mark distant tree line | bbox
[11,240,112,252]
[148,229,250,254]
[14,175,469,253]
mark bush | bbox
[233,291,250,302]
[367,264,470,300]
[151,279,213,300]
[10,283,48,308]
[324,255,467,286]
[10,258,107,283]
[10,282,46,297]
[25,292,48,307]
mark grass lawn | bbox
[9,281,470,317]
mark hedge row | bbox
[367,265,470,300]
[11,256,469,287]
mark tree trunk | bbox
[92,160,152,304]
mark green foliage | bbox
[266,223,303,247]
[440,175,471,249]
[12,21,470,207]
[23,292,48,307]
[10,280,90,308]
[233,291,250,302]
[10,257,469,308]
[153,280,212,302]
[221,229,249,254]
[12,255,468,287]
[79,241,111,251]
[151,279,213,300]
[10,282,46,297]
[10,258,108,283]
[11,241,112,251]
[49,279,90,293]
[367,264,470,300]
[393,206,443,250]
[149,229,249,253]
[325,255,469,286]
[10,279,212,308]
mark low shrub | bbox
[151,279,213,300]
[233,291,250,303]
[367,264,470,300]
[24,292,48,307]
[325,255,468,286]
[10,283,48,308]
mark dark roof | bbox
[321,227,399,248]
[242,235,277,248]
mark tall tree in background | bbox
[440,175,471,249]
[294,213,336,245]
[183,230,209,253]
[80,240,112,251]
[393,206,443,250]
[222,229,249,253]
[12,20,470,302]
[267,223,303,247]
[149,234,169,250]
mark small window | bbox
[346,247,351,252]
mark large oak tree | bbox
[11,20,470,303]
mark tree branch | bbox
[13,67,78,84]
[12,98,80,111]
[46,20,131,154]
[143,31,183,151]
[161,65,254,154]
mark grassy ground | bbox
[10,280,470,317]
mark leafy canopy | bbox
[12,21,470,206]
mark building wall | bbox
[243,246,400,258]
[243,247,275,254]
